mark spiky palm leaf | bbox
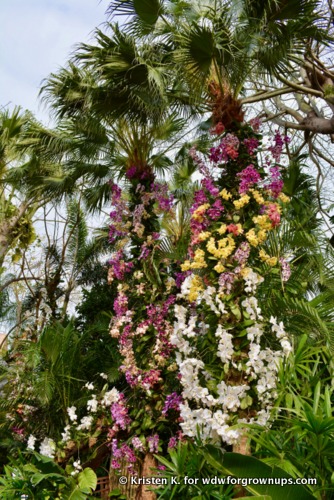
[105,0,329,124]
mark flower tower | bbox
[172,121,292,450]
[107,166,183,498]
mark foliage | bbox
[0,451,97,499]
[0,108,40,268]
[0,321,121,454]
[155,441,234,499]
[250,337,334,499]
[255,158,334,348]
[155,440,315,499]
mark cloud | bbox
[1,0,107,121]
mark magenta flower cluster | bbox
[109,184,129,243]
[168,436,177,448]
[237,164,261,193]
[132,436,144,451]
[279,257,291,282]
[167,431,183,449]
[249,117,261,132]
[265,166,284,198]
[175,270,192,289]
[201,176,220,197]
[162,392,183,416]
[113,292,128,317]
[138,243,151,260]
[126,165,138,179]
[141,369,162,389]
[189,170,225,245]
[111,394,131,430]
[109,175,173,248]
[108,251,134,280]
[146,295,176,359]
[111,439,137,471]
[234,242,251,265]
[218,272,236,295]
[268,130,290,162]
[189,146,209,176]
[111,289,176,389]
[243,137,259,156]
[151,182,174,212]
[207,198,224,220]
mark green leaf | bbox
[142,415,153,430]
[201,448,316,500]
[109,0,162,29]
[109,488,127,498]
[230,304,241,320]
[22,464,39,474]
[312,381,321,413]
[241,497,272,500]
[240,395,253,409]
[30,472,68,486]
[200,444,225,471]
[77,468,97,492]
[324,386,332,418]
[133,0,162,26]
[65,488,87,500]
[285,393,294,410]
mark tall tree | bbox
[0,109,40,268]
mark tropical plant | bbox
[0,108,40,269]
[19,1,334,219]
[154,440,235,500]
[254,156,334,348]
[0,451,97,499]
[250,337,334,499]
[0,320,121,453]
[2,3,334,500]
[14,20,197,215]
[2,196,110,340]
[107,0,331,123]
[154,440,316,499]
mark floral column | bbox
[172,122,292,447]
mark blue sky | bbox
[1,0,108,123]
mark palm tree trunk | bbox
[232,432,250,498]
[135,453,157,500]
[109,453,157,500]
[233,432,250,455]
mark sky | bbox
[1,0,109,124]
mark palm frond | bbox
[107,0,164,35]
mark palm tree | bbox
[14,23,203,287]
[17,21,195,218]
[0,108,42,268]
[107,0,330,131]
[23,1,329,219]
